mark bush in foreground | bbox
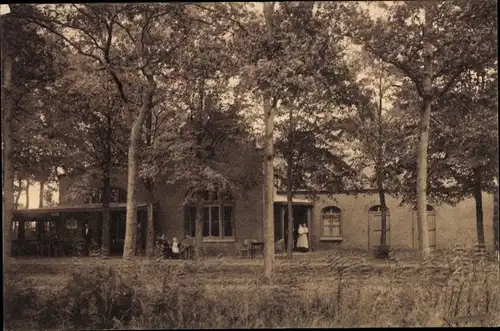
[4,249,500,329]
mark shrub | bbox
[3,279,40,330]
[373,245,391,259]
[4,248,500,329]
[57,266,143,329]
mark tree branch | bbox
[365,44,424,97]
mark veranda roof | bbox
[13,202,148,219]
[273,194,314,206]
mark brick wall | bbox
[59,170,494,254]
[294,192,495,251]
[58,145,265,257]
[154,181,264,257]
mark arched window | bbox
[412,204,435,212]
[321,206,342,239]
[368,205,390,213]
[185,189,234,240]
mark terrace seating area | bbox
[11,236,105,258]
[155,235,195,260]
[11,204,152,258]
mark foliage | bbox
[274,106,356,195]
[431,68,498,200]
[1,5,66,186]
[140,3,261,204]
[340,56,409,194]
[387,66,498,206]
[44,54,129,201]
[4,250,500,329]
[349,1,497,99]
[346,1,497,210]
[145,91,259,203]
[236,2,359,106]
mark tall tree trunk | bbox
[39,180,45,208]
[2,47,14,262]
[101,172,111,257]
[26,179,30,209]
[286,183,294,258]
[194,198,204,264]
[262,1,276,279]
[377,175,388,247]
[14,178,22,210]
[493,180,499,252]
[263,95,276,276]
[473,168,485,249]
[123,78,155,259]
[145,111,155,258]
[416,5,432,259]
[101,115,113,257]
[493,139,499,253]
[286,106,294,258]
[376,71,388,248]
[146,200,154,257]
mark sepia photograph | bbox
[1,1,499,329]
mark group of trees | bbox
[2,2,497,272]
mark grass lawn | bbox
[4,250,500,329]
[8,251,430,288]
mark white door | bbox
[412,208,437,249]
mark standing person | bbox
[181,234,194,259]
[296,223,309,252]
[172,237,180,259]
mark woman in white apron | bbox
[296,223,309,252]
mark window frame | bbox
[320,206,343,241]
[66,218,78,230]
[12,221,19,238]
[185,191,235,242]
[24,220,38,240]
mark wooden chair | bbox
[74,239,88,256]
[181,244,194,260]
[25,240,39,256]
[275,238,285,254]
[180,237,195,260]
[11,241,20,257]
[52,240,65,257]
[38,240,51,257]
[238,239,252,258]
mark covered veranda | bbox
[11,203,153,257]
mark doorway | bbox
[368,205,391,248]
[110,211,126,254]
[282,205,310,252]
[412,205,437,250]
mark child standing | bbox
[172,237,180,259]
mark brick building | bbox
[12,147,495,256]
[291,190,495,252]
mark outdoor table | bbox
[250,242,264,258]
